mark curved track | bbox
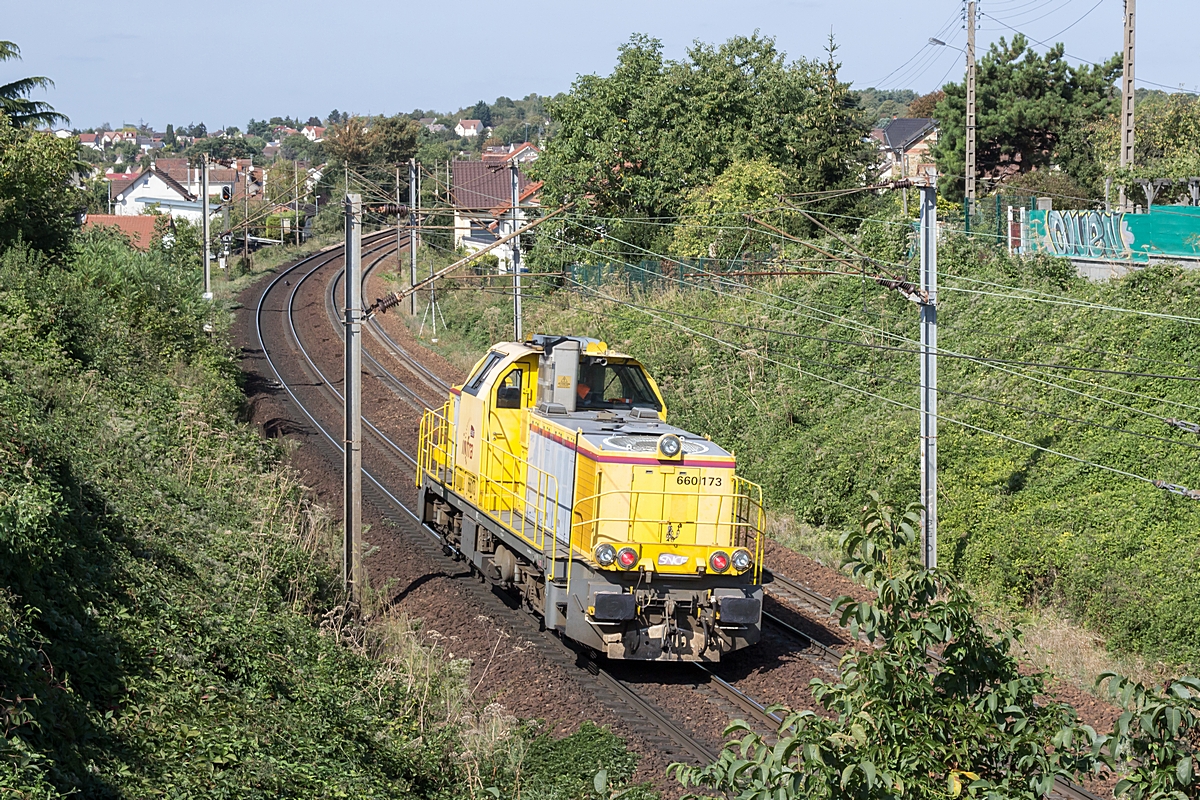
[254,235,721,765]
[251,236,1106,798]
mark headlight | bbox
[709,550,730,573]
[731,549,753,571]
[594,543,616,566]
[657,434,682,459]
[616,547,639,570]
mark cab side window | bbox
[495,368,523,409]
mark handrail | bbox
[418,403,565,580]
[569,480,766,583]
[418,402,765,587]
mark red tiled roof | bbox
[457,119,483,129]
[79,133,98,143]
[451,160,532,212]
[82,214,163,250]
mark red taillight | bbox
[709,551,730,573]
[617,547,638,569]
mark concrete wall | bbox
[1026,206,1200,270]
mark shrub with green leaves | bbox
[0,228,651,799]
[669,493,1100,799]
[1101,674,1200,800]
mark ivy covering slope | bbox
[0,228,651,799]
[422,234,1200,668]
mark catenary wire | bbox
[560,276,1167,488]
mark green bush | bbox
[0,228,652,799]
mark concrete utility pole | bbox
[408,158,418,315]
[919,184,939,569]
[243,163,250,267]
[400,165,410,284]
[510,161,523,342]
[294,160,300,246]
[343,193,364,601]
[1119,0,1136,211]
[201,154,212,300]
[965,0,977,206]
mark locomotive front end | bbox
[528,338,765,661]
[416,334,765,663]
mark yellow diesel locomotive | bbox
[416,335,765,661]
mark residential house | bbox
[110,167,212,223]
[104,171,141,201]
[302,125,325,142]
[53,128,73,138]
[451,160,541,271]
[481,142,541,165]
[455,119,484,138]
[78,133,102,150]
[871,117,938,181]
[152,157,242,200]
[81,213,170,250]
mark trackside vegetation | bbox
[0,228,652,796]
[415,229,1200,672]
[670,495,1200,800]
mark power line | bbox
[979,8,1199,95]
[562,275,1169,489]
[547,227,1200,420]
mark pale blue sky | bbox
[7,0,1195,130]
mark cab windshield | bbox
[576,360,661,411]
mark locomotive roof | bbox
[489,338,637,361]
[532,407,734,461]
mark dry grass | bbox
[766,511,844,569]
[983,603,1172,696]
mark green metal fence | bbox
[964,194,1037,245]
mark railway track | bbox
[253,235,726,766]
[251,236,1108,798]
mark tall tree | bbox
[369,115,420,167]
[0,114,81,252]
[932,35,1120,201]
[907,89,944,118]
[323,116,374,166]
[530,33,874,262]
[0,40,66,128]
[469,100,492,128]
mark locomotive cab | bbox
[417,335,764,661]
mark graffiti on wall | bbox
[1042,210,1131,259]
